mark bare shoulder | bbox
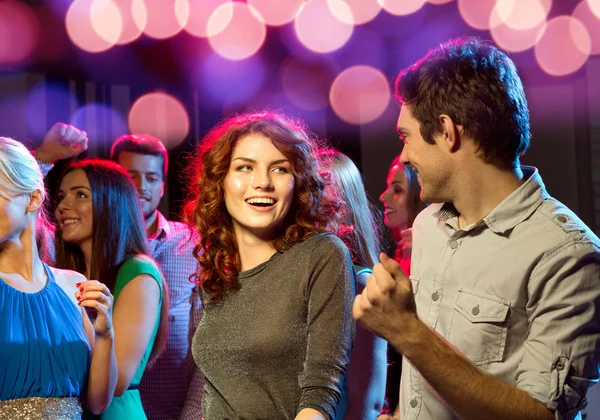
[49,267,86,306]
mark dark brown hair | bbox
[110,134,169,178]
[395,37,530,167]
[54,159,169,365]
[183,111,342,303]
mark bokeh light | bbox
[90,0,123,44]
[377,0,427,16]
[198,53,266,106]
[26,82,78,139]
[66,0,118,53]
[247,0,305,26]
[114,0,147,44]
[143,0,189,40]
[0,1,39,65]
[281,57,336,110]
[489,6,546,52]
[535,16,591,76]
[329,65,390,124]
[71,103,128,146]
[574,0,600,55]
[493,0,551,31]
[329,0,382,25]
[457,0,498,30]
[207,2,267,60]
[128,92,190,150]
[184,0,231,38]
[588,0,600,19]
[294,0,354,53]
[427,0,453,4]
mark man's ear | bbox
[27,190,43,213]
[439,114,462,153]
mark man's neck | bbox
[453,164,524,227]
[146,210,159,237]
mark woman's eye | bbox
[77,192,87,198]
[273,167,289,173]
[236,165,252,172]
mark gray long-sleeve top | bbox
[192,233,356,420]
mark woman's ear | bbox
[27,190,43,213]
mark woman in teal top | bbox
[0,137,117,418]
[53,159,169,419]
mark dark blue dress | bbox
[0,264,90,400]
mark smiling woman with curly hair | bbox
[183,111,355,420]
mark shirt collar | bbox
[149,210,171,240]
[434,166,546,234]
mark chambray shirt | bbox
[139,211,204,420]
[400,166,600,420]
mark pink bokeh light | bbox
[90,0,123,44]
[184,0,231,38]
[207,3,267,60]
[113,0,147,45]
[574,0,600,55]
[457,0,498,30]
[377,0,427,16]
[329,65,390,124]
[128,92,190,150]
[294,0,354,54]
[535,16,591,76]
[0,1,39,65]
[329,0,383,25]
[247,0,305,26]
[587,0,600,19]
[142,0,188,40]
[66,0,118,53]
[493,0,551,31]
[490,6,546,53]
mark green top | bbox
[84,254,163,420]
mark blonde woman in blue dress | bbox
[0,136,117,419]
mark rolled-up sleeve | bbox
[516,241,600,419]
[297,235,356,420]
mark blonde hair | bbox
[317,148,382,268]
[0,137,45,200]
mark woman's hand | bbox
[76,280,114,336]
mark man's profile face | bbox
[397,105,449,203]
[117,151,165,219]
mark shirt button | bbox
[431,292,439,301]
[410,399,418,408]
[471,306,480,316]
[449,240,459,249]
[556,360,565,371]
[557,215,568,223]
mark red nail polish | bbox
[75,283,81,287]
[79,287,84,293]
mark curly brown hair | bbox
[183,111,342,303]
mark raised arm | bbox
[32,122,88,176]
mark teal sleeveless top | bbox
[84,255,163,420]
